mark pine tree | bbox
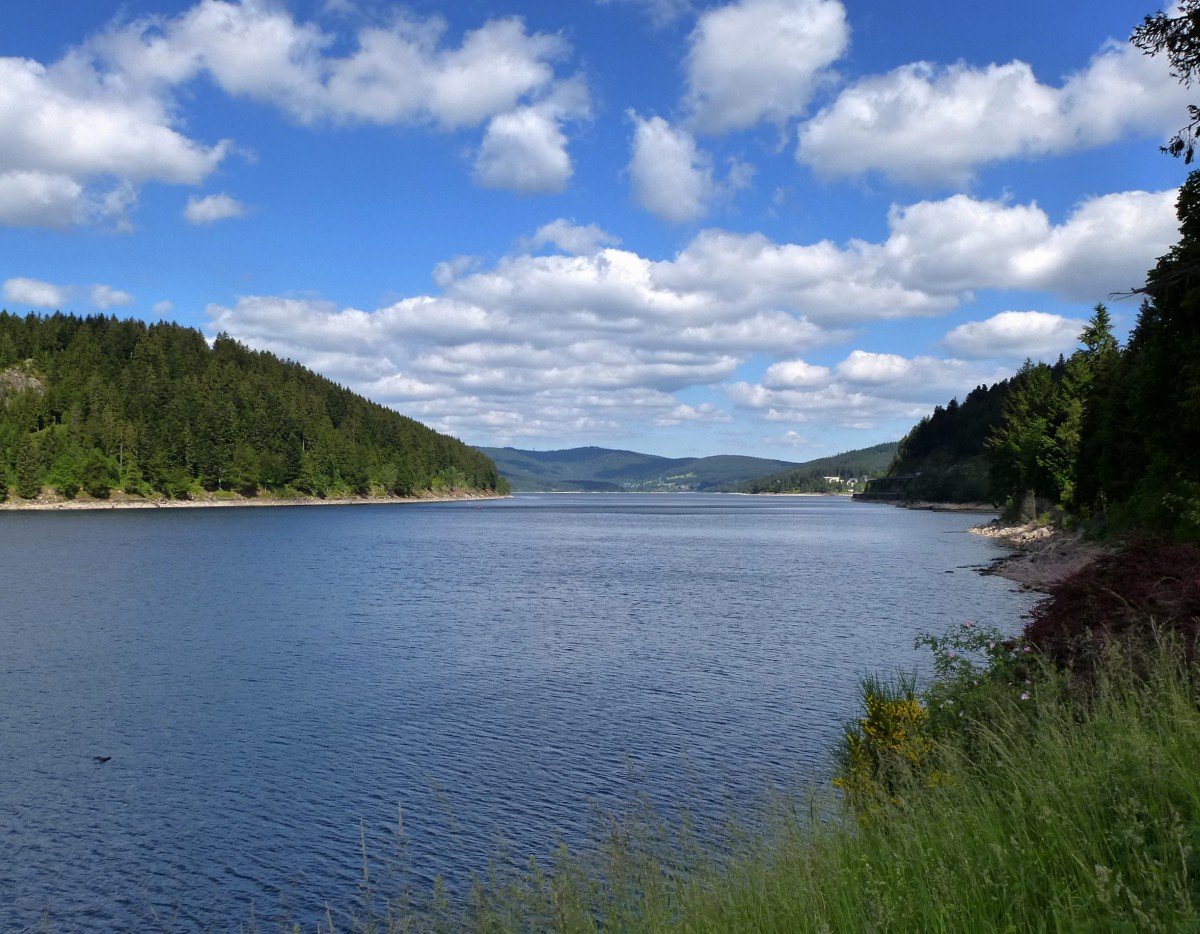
[15,434,41,499]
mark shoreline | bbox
[970,518,1109,591]
[854,495,1107,591]
[0,489,509,512]
[850,494,996,513]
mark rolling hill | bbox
[476,444,897,493]
[475,445,804,492]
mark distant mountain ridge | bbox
[476,444,896,493]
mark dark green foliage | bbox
[14,432,41,498]
[892,176,1200,537]
[733,442,898,494]
[875,382,1014,503]
[0,312,504,500]
[1106,174,1200,536]
[1132,1,1200,160]
[987,359,1067,506]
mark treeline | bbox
[987,174,1200,538]
[881,171,1200,540]
[735,442,897,494]
[0,312,508,501]
[880,379,1018,503]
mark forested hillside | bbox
[477,445,802,492]
[867,380,1018,503]
[0,312,507,501]
[733,442,897,493]
[984,176,1200,538]
[869,171,1200,539]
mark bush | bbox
[1023,538,1200,673]
[832,673,938,815]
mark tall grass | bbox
[321,634,1200,933]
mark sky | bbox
[0,0,1190,460]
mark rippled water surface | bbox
[0,494,1034,930]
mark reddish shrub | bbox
[1023,538,1200,670]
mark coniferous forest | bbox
[874,8,1200,541]
[877,170,1200,541]
[0,313,508,501]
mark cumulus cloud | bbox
[881,189,1177,301]
[0,2,587,227]
[797,40,1189,185]
[833,350,990,395]
[89,284,135,309]
[0,52,228,227]
[0,172,87,229]
[767,429,808,448]
[762,359,831,388]
[727,350,1009,431]
[474,104,574,193]
[3,277,73,309]
[726,378,928,429]
[524,219,621,255]
[627,115,715,223]
[684,0,849,134]
[942,310,1087,360]
[655,228,954,322]
[97,4,574,130]
[204,185,1174,446]
[625,114,754,222]
[655,402,732,426]
[184,192,248,224]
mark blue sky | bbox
[0,0,1189,460]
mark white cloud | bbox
[726,378,929,428]
[474,104,574,193]
[684,0,849,134]
[0,51,228,228]
[762,359,831,388]
[0,171,86,228]
[3,277,73,309]
[326,17,569,129]
[596,0,695,26]
[882,190,1177,301]
[655,402,732,426]
[153,301,175,315]
[767,429,808,448]
[625,115,754,223]
[727,350,1009,430]
[0,55,228,183]
[627,115,715,223]
[942,310,1086,360]
[837,350,937,387]
[89,284,135,309]
[525,219,621,255]
[203,185,1174,447]
[184,192,248,224]
[102,4,583,136]
[0,3,588,227]
[797,40,1190,185]
[654,228,956,323]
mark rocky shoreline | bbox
[971,518,1109,592]
[0,489,507,511]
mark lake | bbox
[0,493,1034,930]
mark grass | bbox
[303,627,1200,933]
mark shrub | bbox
[832,673,937,815]
[1023,538,1200,672]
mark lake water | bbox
[0,493,1034,930]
